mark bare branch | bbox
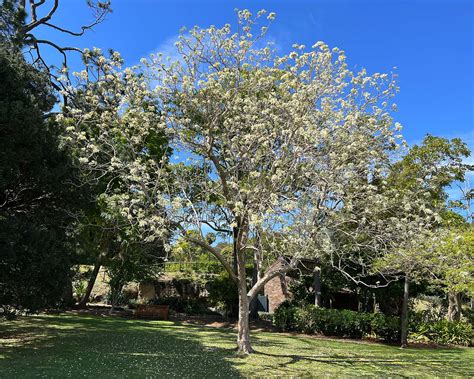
[22,0,59,33]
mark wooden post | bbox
[400,275,410,347]
[313,266,322,307]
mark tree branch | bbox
[23,0,59,33]
[200,220,232,235]
[247,256,296,301]
[185,234,238,282]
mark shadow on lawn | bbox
[249,338,470,376]
[1,314,472,377]
[0,314,241,378]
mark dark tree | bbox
[0,42,84,316]
[1,0,112,102]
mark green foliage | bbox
[409,309,473,346]
[389,135,471,205]
[0,43,83,314]
[257,311,273,323]
[73,280,88,302]
[0,217,73,315]
[169,231,222,274]
[0,0,26,47]
[150,296,212,315]
[370,313,401,343]
[106,240,165,306]
[435,227,474,296]
[409,308,445,325]
[410,319,473,346]
[272,301,298,332]
[207,272,239,317]
[273,304,401,342]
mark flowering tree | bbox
[63,10,434,353]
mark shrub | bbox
[294,307,372,339]
[73,280,87,302]
[411,320,473,346]
[273,302,297,331]
[370,313,401,343]
[150,297,212,315]
[258,312,273,323]
[273,304,473,346]
[462,307,474,325]
[207,272,238,317]
[273,304,400,342]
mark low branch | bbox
[247,256,296,301]
[171,221,237,282]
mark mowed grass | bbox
[1,314,473,377]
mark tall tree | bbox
[0,42,83,316]
[375,135,472,345]
[62,10,433,353]
[1,0,111,100]
[433,226,474,321]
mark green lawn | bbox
[1,314,472,377]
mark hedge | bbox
[273,304,473,346]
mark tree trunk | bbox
[400,275,410,347]
[79,257,102,308]
[232,227,238,274]
[313,266,322,307]
[109,280,124,315]
[447,292,462,321]
[250,256,262,317]
[236,226,253,354]
[357,288,363,312]
[62,275,74,307]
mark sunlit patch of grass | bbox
[1,313,473,377]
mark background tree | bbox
[377,135,472,344]
[432,226,474,321]
[0,41,84,316]
[1,0,112,100]
[106,237,166,313]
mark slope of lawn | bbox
[1,313,472,377]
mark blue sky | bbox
[36,0,473,172]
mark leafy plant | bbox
[150,297,213,315]
[207,272,239,317]
[410,319,473,346]
[273,304,400,342]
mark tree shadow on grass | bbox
[2,315,472,377]
[249,341,472,377]
[0,314,241,378]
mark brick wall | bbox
[264,275,293,313]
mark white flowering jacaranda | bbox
[62,10,435,354]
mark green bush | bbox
[273,304,473,346]
[273,304,400,342]
[411,320,473,346]
[273,302,297,331]
[150,297,213,315]
[258,312,273,323]
[294,306,372,339]
[207,272,238,317]
[370,313,401,342]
